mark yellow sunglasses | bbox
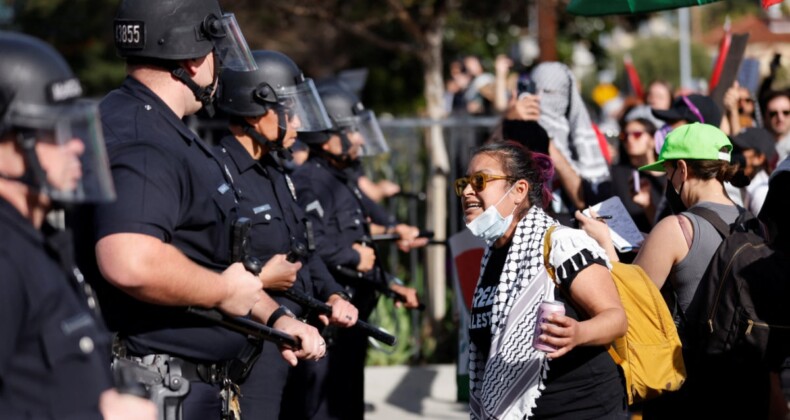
[454,172,515,197]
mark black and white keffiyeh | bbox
[532,62,610,184]
[469,206,556,420]
[468,206,611,420]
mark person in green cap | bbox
[576,122,776,418]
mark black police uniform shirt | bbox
[291,155,390,319]
[291,155,372,273]
[215,136,343,316]
[79,76,247,361]
[0,198,112,419]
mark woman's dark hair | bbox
[625,117,657,137]
[472,140,554,209]
[617,118,658,165]
[668,149,740,183]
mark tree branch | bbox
[269,1,420,54]
[384,0,426,43]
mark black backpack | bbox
[686,206,790,368]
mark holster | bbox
[111,354,190,420]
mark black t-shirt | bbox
[0,199,111,419]
[468,242,510,359]
[75,77,248,361]
[469,240,624,418]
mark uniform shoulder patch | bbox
[305,200,324,219]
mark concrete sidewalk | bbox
[364,364,469,419]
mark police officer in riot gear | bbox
[74,1,326,419]
[0,30,156,420]
[286,82,421,420]
[215,49,360,419]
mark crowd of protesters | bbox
[456,48,790,419]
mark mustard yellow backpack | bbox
[544,226,686,405]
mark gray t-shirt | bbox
[668,201,740,317]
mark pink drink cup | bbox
[533,300,565,352]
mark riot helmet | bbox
[219,50,331,129]
[218,50,332,160]
[114,0,256,116]
[0,31,115,204]
[317,82,389,157]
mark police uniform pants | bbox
[239,342,290,419]
[279,327,368,420]
[182,381,222,420]
[280,292,375,420]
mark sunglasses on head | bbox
[768,109,790,119]
[454,172,515,196]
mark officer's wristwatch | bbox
[267,305,296,328]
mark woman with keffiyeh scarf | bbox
[459,141,627,419]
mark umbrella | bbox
[567,0,722,16]
[568,0,783,16]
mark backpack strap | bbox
[686,206,731,239]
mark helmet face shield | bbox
[337,110,389,156]
[22,101,115,203]
[276,78,332,132]
[211,14,256,72]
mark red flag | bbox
[763,0,783,8]
[592,123,612,165]
[709,25,731,93]
[623,55,643,99]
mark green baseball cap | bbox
[639,122,732,172]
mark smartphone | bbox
[517,75,536,99]
[632,169,640,194]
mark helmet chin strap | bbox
[318,130,354,168]
[240,108,293,161]
[171,51,220,117]
[0,131,48,193]
[1,130,75,210]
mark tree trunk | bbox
[421,26,449,325]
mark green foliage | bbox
[366,295,416,366]
[5,0,124,96]
[697,1,762,33]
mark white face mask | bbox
[465,184,516,243]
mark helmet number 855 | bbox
[117,24,141,45]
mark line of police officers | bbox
[0,0,424,419]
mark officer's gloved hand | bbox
[273,316,326,366]
[99,388,157,420]
[321,294,358,327]
[218,262,263,316]
[259,254,301,291]
[352,243,376,272]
